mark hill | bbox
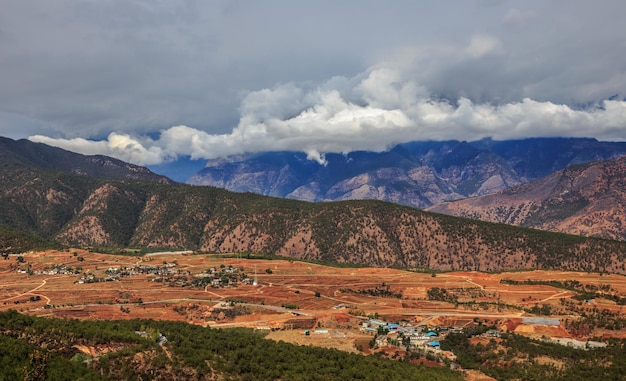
[2,138,626,273]
[0,310,460,380]
[188,138,626,208]
[428,155,626,241]
[0,137,173,184]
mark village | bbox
[72,261,253,287]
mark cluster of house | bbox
[362,319,464,350]
[75,262,185,284]
[13,255,255,290]
[18,264,81,276]
[71,261,253,288]
[192,265,252,288]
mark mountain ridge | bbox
[1,137,173,184]
[187,137,626,208]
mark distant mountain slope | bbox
[2,147,626,273]
[188,138,626,208]
[1,137,173,183]
[473,137,626,179]
[428,154,626,241]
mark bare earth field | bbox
[2,249,626,349]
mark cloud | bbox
[3,1,626,140]
[30,62,626,166]
[6,1,626,166]
[503,8,537,25]
[29,133,169,166]
[465,35,501,58]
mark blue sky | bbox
[2,0,626,165]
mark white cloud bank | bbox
[30,62,626,166]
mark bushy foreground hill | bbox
[2,161,626,273]
[441,328,626,380]
[0,310,460,380]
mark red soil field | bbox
[1,250,625,344]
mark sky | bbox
[2,0,626,166]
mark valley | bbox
[3,249,625,379]
[3,136,626,379]
[5,2,626,378]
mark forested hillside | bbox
[0,310,460,380]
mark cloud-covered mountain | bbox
[28,88,626,167]
[187,137,626,209]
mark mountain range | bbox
[2,136,626,273]
[188,137,626,209]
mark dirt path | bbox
[203,286,225,299]
[519,291,574,305]
[160,343,173,361]
[2,277,53,305]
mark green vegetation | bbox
[341,283,403,298]
[565,308,626,333]
[0,224,60,254]
[204,252,368,269]
[441,328,626,381]
[501,278,626,304]
[0,310,461,380]
[427,287,458,303]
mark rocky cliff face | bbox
[428,155,626,241]
[188,138,626,208]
